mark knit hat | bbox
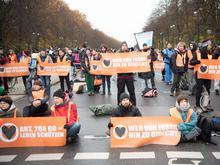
[33,79,43,87]
[119,93,130,102]
[176,95,188,104]
[53,89,65,99]
[202,39,212,47]
[0,96,13,106]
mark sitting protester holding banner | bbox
[107,93,142,133]
[23,79,50,117]
[51,89,81,143]
[169,95,201,142]
[0,95,21,118]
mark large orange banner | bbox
[90,52,151,75]
[0,117,66,148]
[0,63,29,77]
[111,117,180,148]
[195,59,220,80]
[37,62,71,76]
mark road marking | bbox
[83,135,110,139]
[120,152,155,159]
[0,155,17,162]
[212,152,220,159]
[74,152,109,160]
[25,153,64,161]
[166,152,204,159]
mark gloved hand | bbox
[64,124,70,129]
[108,122,113,129]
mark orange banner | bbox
[195,59,220,80]
[0,117,66,148]
[37,62,71,76]
[153,60,165,72]
[111,117,180,148]
[90,52,151,75]
[0,63,29,77]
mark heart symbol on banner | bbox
[115,126,126,137]
[103,59,111,67]
[2,125,16,140]
[199,65,208,73]
[92,64,98,70]
[0,67,5,72]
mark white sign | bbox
[134,31,153,50]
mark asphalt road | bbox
[1,74,220,165]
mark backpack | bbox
[89,104,113,116]
[197,115,217,145]
[142,88,158,97]
[212,116,220,132]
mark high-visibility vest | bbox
[169,107,193,123]
[20,56,31,64]
[32,89,45,100]
[176,52,187,67]
[187,50,193,69]
[37,56,49,64]
[57,55,69,64]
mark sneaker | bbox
[108,91,112,95]
[170,93,174,96]
[100,91,105,95]
[215,89,220,95]
[194,106,203,115]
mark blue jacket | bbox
[163,48,174,64]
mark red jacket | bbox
[51,97,78,126]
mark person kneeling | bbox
[0,95,21,118]
[51,89,80,144]
[23,79,50,117]
[169,95,201,142]
[107,93,142,134]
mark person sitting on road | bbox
[169,95,201,142]
[23,79,50,117]
[0,95,21,118]
[51,89,81,143]
[107,93,142,132]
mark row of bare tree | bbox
[143,0,220,48]
[0,0,121,51]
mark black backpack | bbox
[197,115,217,145]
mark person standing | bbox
[213,44,220,95]
[81,48,94,96]
[190,39,214,111]
[117,41,136,105]
[57,49,72,93]
[170,42,188,96]
[37,48,53,97]
[163,43,175,85]
[0,47,9,93]
[100,44,112,95]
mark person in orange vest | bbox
[19,50,31,94]
[169,95,201,142]
[190,39,214,112]
[51,89,81,143]
[22,79,50,117]
[8,49,18,63]
[57,49,72,94]
[170,42,189,96]
[0,95,21,118]
[213,44,220,95]
[37,48,53,96]
[187,42,197,96]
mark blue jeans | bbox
[67,122,81,138]
[165,63,172,83]
[40,76,51,96]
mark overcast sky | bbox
[64,0,160,47]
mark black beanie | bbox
[119,93,130,102]
[53,89,65,99]
[0,96,13,105]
